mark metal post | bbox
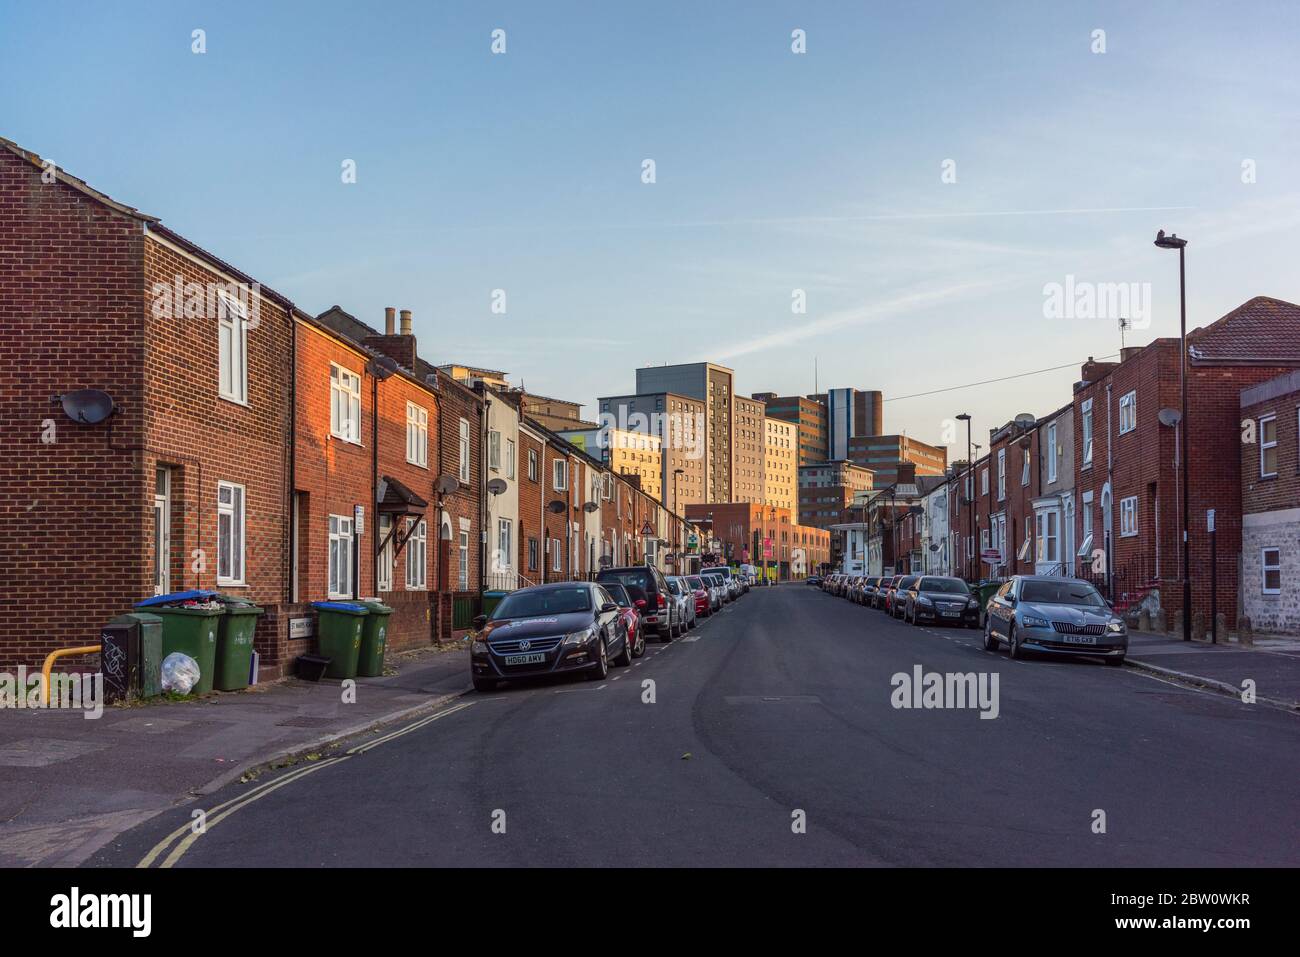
[1179,245,1192,641]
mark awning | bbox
[376,476,429,516]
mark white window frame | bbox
[1081,399,1094,467]
[328,513,355,599]
[1118,390,1137,435]
[488,429,501,471]
[406,519,428,590]
[553,458,568,491]
[406,402,428,468]
[1046,423,1058,483]
[1021,447,1030,487]
[1259,415,1278,478]
[601,472,612,500]
[496,519,512,572]
[997,449,1006,501]
[506,439,516,480]
[980,469,989,496]
[330,364,362,443]
[377,514,394,592]
[216,481,246,586]
[457,530,469,590]
[1119,496,1138,538]
[217,293,248,405]
[552,537,562,572]
[527,448,538,482]
[458,419,470,483]
[1261,547,1282,595]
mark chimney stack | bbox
[399,309,412,336]
[384,307,396,335]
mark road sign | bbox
[641,522,654,536]
[981,548,1002,565]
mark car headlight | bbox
[471,639,490,654]
[563,626,597,647]
[966,598,979,609]
[917,597,933,606]
[1020,615,1050,628]
[1107,620,1126,633]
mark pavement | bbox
[1125,630,1300,711]
[84,584,1299,868]
[0,642,472,867]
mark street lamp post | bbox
[956,413,973,581]
[1155,230,1192,642]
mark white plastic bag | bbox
[161,652,202,694]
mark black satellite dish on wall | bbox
[486,478,507,495]
[435,475,460,496]
[547,500,567,514]
[54,389,116,425]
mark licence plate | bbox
[941,611,961,618]
[1061,635,1096,645]
[504,653,546,665]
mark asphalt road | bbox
[92,584,1300,867]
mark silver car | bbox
[666,576,697,630]
[983,575,1127,665]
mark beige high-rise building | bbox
[732,395,766,504]
[763,416,798,519]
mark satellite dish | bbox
[55,389,115,425]
[486,478,507,495]
[547,500,567,514]
[583,501,599,513]
[368,355,398,380]
[1157,408,1182,428]
[929,543,940,552]
[435,475,460,496]
[1014,413,1036,429]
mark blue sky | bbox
[3,0,1298,456]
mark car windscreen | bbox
[666,579,682,594]
[603,583,631,606]
[1020,580,1106,607]
[898,577,918,589]
[708,567,732,579]
[920,578,969,594]
[600,570,654,592]
[491,587,591,619]
[686,577,706,589]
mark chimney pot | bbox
[400,309,412,336]
[384,307,396,335]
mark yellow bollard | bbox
[39,645,101,705]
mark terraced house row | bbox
[0,138,700,674]
[852,297,1300,635]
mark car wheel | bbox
[614,632,633,666]
[472,676,497,693]
[1007,625,1023,660]
[1105,655,1125,667]
[982,618,998,651]
[587,639,609,679]
[661,622,674,643]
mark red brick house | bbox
[289,310,440,671]
[1071,297,1300,629]
[0,138,293,669]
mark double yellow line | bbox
[137,701,475,868]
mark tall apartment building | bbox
[813,388,884,460]
[732,394,766,504]
[763,416,798,519]
[755,392,828,465]
[636,362,735,501]
[595,391,707,513]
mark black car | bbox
[470,582,631,692]
[806,575,823,586]
[901,575,980,627]
[595,565,679,638]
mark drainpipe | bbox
[480,394,490,596]
[371,374,378,600]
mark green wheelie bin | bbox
[214,599,264,691]
[312,601,368,679]
[150,605,222,695]
[355,599,393,677]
